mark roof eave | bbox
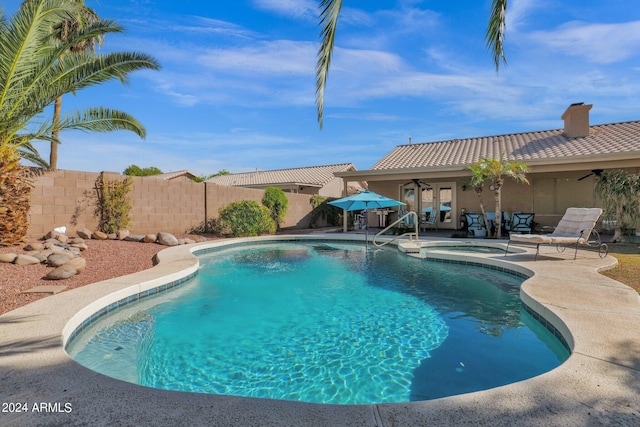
[336,152,640,180]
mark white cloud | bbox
[196,40,316,76]
[529,20,640,64]
[252,0,317,21]
[172,17,258,39]
[506,0,544,33]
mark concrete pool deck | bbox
[1,234,639,426]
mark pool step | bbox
[397,241,421,253]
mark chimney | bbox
[561,102,592,138]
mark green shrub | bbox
[310,196,343,228]
[217,200,276,237]
[261,187,289,229]
[94,172,133,233]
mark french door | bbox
[401,182,456,229]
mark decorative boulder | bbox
[71,243,89,251]
[64,257,86,273]
[45,230,59,240]
[184,238,196,245]
[31,252,51,263]
[24,242,45,251]
[157,232,179,246]
[47,253,72,267]
[45,264,77,280]
[93,231,108,240]
[68,237,85,245]
[55,233,69,244]
[117,229,130,240]
[14,254,41,266]
[107,233,117,240]
[77,228,92,239]
[124,234,145,242]
[143,234,157,243]
[0,253,17,263]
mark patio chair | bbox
[502,212,511,234]
[485,211,496,236]
[465,212,486,237]
[420,211,438,232]
[397,208,415,228]
[510,212,535,234]
[505,207,606,260]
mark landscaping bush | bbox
[94,173,133,234]
[310,196,343,228]
[217,200,276,237]
[261,187,289,229]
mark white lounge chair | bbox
[505,207,607,260]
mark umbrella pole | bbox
[365,204,369,248]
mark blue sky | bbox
[3,0,640,176]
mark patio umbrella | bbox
[328,190,405,246]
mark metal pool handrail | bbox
[373,211,419,247]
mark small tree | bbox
[216,200,275,237]
[467,163,492,234]
[467,155,529,238]
[595,170,640,243]
[262,187,289,229]
[194,169,231,182]
[94,173,133,233]
[123,165,163,176]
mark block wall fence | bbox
[27,169,318,238]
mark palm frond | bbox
[486,0,508,70]
[315,0,342,129]
[59,107,147,138]
[0,0,77,108]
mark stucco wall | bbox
[27,170,315,238]
[366,170,614,231]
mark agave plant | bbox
[315,0,508,128]
[0,0,160,246]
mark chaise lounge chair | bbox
[505,207,607,260]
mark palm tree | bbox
[0,0,160,245]
[468,155,529,239]
[595,170,640,243]
[49,0,101,170]
[467,163,492,235]
[315,0,508,128]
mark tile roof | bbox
[154,170,198,180]
[207,163,356,187]
[371,120,640,170]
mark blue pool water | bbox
[67,241,569,404]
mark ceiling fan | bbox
[578,169,603,181]
[402,178,431,188]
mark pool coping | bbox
[1,234,639,426]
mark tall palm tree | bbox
[468,155,529,239]
[315,0,508,128]
[49,0,101,170]
[0,0,160,245]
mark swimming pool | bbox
[66,240,569,405]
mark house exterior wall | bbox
[318,177,345,198]
[27,170,316,238]
[366,168,640,232]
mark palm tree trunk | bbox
[0,152,34,246]
[50,94,62,170]
[495,188,502,239]
[474,190,491,236]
